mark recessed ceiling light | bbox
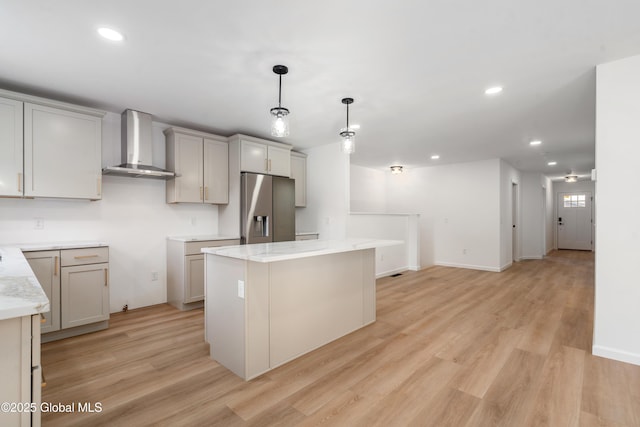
[548,161,557,166]
[97,27,124,41]
[529,140,542,146]
[431,155,440,160]
[485,86,503,95]
[390,165,404,174]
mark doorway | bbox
[512,182,518,261]
[557,192,593,250]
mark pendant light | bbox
[340,97,356,154]
[270,65,290,137]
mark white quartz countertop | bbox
[202,238,403,263]
[18,241,108,251]
[167,235,240,242]
[0,247,50,321]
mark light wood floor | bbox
[41,250,640,426]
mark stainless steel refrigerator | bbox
[240,172,296,244]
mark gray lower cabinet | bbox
[24,246,109,341]
[0,315,41,427]
[167,239,240,310]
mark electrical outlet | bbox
[34,218,44,229]
[462,248,467,255]
[151,271,159,281]
[238,280,245,299]
[190,217,197,226]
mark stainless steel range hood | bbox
[102,109,176,179]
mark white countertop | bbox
[167,235,240,242]
[17,240,108,251]
[0,247,50,321]
[202,238,403,263]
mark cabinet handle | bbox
[17,172,22,192]
[265,159,268,171]
[54,256,58,276]
[205,186,209,201]
[268,159,272,171]
[41,367,47,388]
[74,254,99,259]
[200,186,203,201]
[97,178,102,197]
[104,268,108,286]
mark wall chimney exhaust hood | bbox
[102,109,176,179]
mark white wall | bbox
[0,112,220,312]
[520,172,548,259]
[384,159,503,271]
[593,53,640,365]
[499,160,521,269]
[296,142,350,239]
[350,165,386,212]
[438,159,502,271]
[544,175,554,254]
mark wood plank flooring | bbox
[40,250,640,426]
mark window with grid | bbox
[563,194,586,208]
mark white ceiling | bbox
[2,1,640,180]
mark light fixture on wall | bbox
[565,175,578,183]
[270,65,290,137]
[390,165,404,174]
[340,97,356,154]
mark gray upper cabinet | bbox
[0,89,105,201]
[165,127,229,204]
[0,96,23,197]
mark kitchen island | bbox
[0,246,49,427]
[202,238,401,380]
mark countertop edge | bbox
[202,239,403,263]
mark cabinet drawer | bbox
[185,239,240,255]
[61,247,109,266]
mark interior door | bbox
[557,192,592,250]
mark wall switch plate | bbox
[238,280,245,299]
[151,271,159,281]
[34,217,44,229]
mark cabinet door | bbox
[61,263,109,329]
[290,153,306,207]
[24,103,102,200]
[170,133,204,203]
[0,97,23,197]
[240,140,268,173]
[0,316,32,427]
[24,251,61,333]
[267,146,291,177]
[185,254,205,303]
[203,138,229,204]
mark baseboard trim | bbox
[592,345,640,366]
[434,261,501,273]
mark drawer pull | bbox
[104,268,109,286]
[54,256,58,276]
[205,186,209,200]
[18,172,22,192]
[41,368,47,388]
[74,254,99,259]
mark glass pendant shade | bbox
[340,129,355,154]
[271,108,290,137]
[270,65,289,137]
[339,97,356,154]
